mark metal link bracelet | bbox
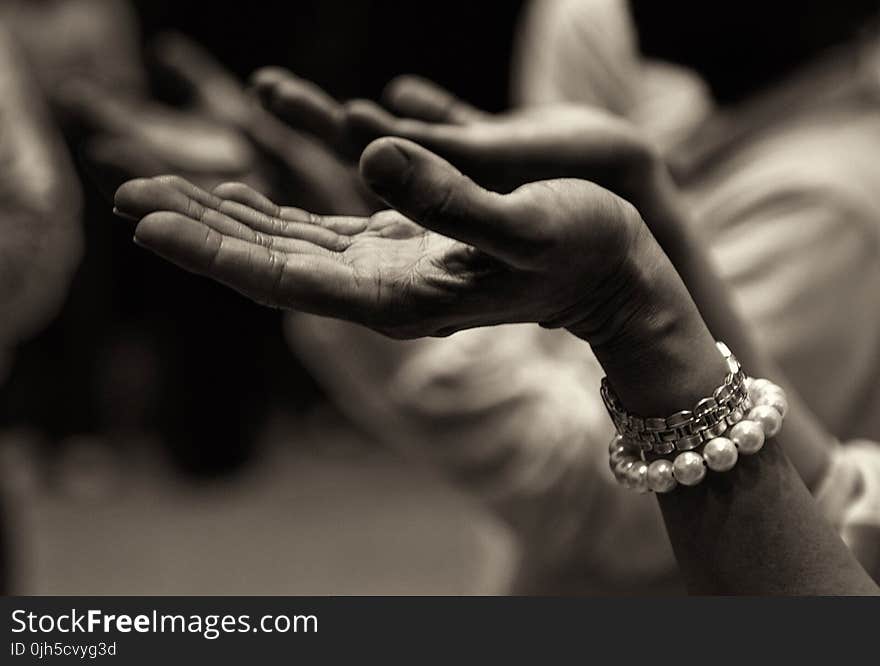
[600,342,750,455]
[605,342,789,493]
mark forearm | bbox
[637,166,830,490]
[571,227,877,595]
[0,29,82,345]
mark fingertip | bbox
[344,98,387,122]
[250,66,286,95]
[132,211,168,248]
[114,176,195,221]
[344,98,396,141]
[113,178,156,218]
[113,207,137,222]
[380,74,425,108]
[133,211,202,259]
[359,137,415,194]
[249,67,293,111]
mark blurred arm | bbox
[0,28,82,357]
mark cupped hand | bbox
[113,137,651,342]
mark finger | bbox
[133,211,361,313]
[250,67,344,147]
[151,32,251,126]
[344,98,481,158]
[381,75,487,124]
[115,176,264,241]
[360,138,544,268]
[115,177,349,252]
[212,181,279,215]
[212,181,370,235]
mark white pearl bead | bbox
[647,459,677,493]
[609,447,628,469]
[626,461,650,493]
[703,437,738,472]
[613,459,636,484]
[728,407,745,424]
[729,419,765,455]
[608,435,625,454]
[673,451,706,486]
[754,388,788,418]
[747,378,773,402]
[748,405,783,438]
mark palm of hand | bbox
[114,176,509,337]
[338,211,484,327]
[113,140,643,341]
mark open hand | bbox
[252,71,660,207]
[113,137,649,341]
[63,33,371,213]
[59,75,260,195]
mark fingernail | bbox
[360,139,411,195]
[112,206,137,222]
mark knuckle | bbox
[419,180,458,226]
[497,194,560,267]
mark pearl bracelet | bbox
[607,358,788,494]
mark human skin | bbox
[0,26,82,355]
[62,32,369,214]
[0,24,83,594]
[114,138,876,593]
[252,70,831,491]
[0,0,145,98]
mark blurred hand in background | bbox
[59,32,371,215]
[251,70,666,221]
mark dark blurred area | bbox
[0,0,522,475]
[0,0,522,594]
[629,0,880,103]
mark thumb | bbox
[359,137,545,268]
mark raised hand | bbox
[113,137,650,342]
[59,75,261,195]
[252,71,659,206]
[63,33,371,214]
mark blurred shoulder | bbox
[689,103,880,241]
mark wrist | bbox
[567,223,728,416]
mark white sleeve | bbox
[699,174,880,437]
[511,0,639,113]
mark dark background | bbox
[0,0,524,477]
